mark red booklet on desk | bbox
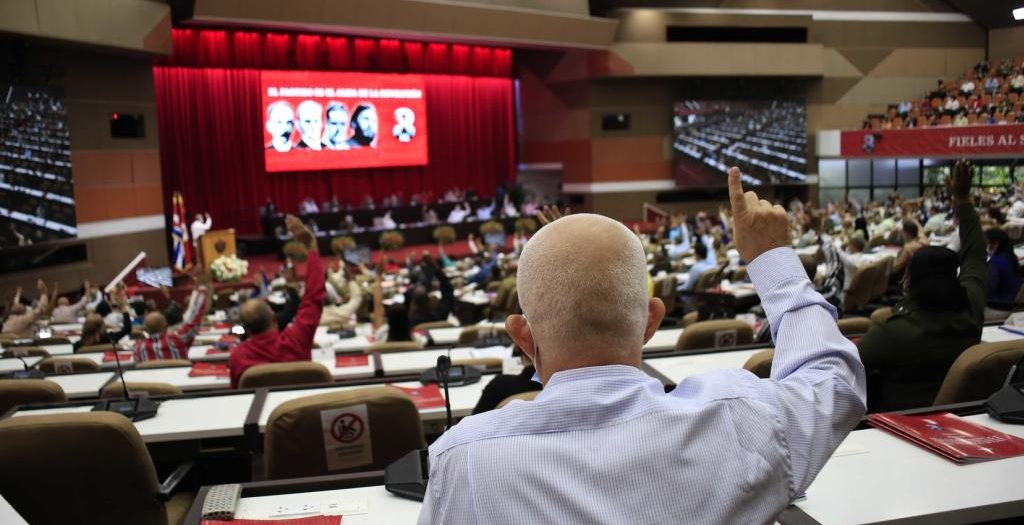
[390,383,446,409]
[189,362,231,378]
[868,412,1024,464]
[202,517,340,525]
[335,355,370,368]
[102,351,134,363]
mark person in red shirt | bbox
[132,273,210,362]
[229,215,325,387]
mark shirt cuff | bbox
[746,247,808,294]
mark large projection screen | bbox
[261,71,428,172]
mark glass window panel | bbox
[897,158,920,187]
[818,188,847,206]
[848,159,871,187]
[873,159,896,187]
[896,186,920,199]
[847,188,871,205]
[980,166,1010,186]
[923,165,950,186]
[818,159,846,188]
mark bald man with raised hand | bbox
[228,215,325,388]
[418,168,866,525]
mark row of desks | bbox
[180,409,1024,525]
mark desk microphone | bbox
[437,354,453,431]
[91,333,160,422]
[11,355,44,379]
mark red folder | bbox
[205,348,231,356]
[202,517,340,525]
[102,351,134,363]
[335,355,370,368]
[189,362,231,378]
[390,383,446,409]
[868,412,1024,464]
[219,335,240,343]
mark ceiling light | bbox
[1014,7,1024,20]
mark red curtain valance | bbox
[163,28,513,78]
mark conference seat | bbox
[238,362,332,389]
[76,344,113,354]
[366,340,425,354]
[681,311,699,328]
[653,275,678,316]
[798,254,818,280]
[264,386,425,479]
[37,357,100,374]
[0,379,67,415]
[732,266,748,282]
[837,317,873,336]
[497,390,540,409]
[101,382,183,399]
[2,346,51,359]
[457,326,509,345]
[0,412,193,525]
[675,319,753,351]
[843,264,877,314]
[694,263,728,292]
[742,349,774,379]
[870,258,893,300]
[136,359,192,369]
[933,340,1024,405]
[413,320,455,331]
[870,307,894,324]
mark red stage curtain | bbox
[154,67,516,234]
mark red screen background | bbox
[261,70,428,172]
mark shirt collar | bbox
[542,364,646,391]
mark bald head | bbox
[240,299,276,335]
[144,312,168,334]
[516,214,653,358]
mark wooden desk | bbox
[11,393,255,443]
[643,348,766,385]
[781,413,1024,525]
[0,356,42,372]
[46,371,115,398]
[121,366,230,392]
[642,328,684,353]
[981,325,1024,344]
[258,377,492,429]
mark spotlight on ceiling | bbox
[1014,7,1024,21]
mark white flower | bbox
[210,254,249,282]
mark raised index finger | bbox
[727,167,746,214]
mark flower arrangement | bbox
[432,225,456,245]
[209,254,249,283]
[379,230,405,251]
[282,240,308,261]
[479,220,505,236]
[514,217,538,235]
[331,236,356,255]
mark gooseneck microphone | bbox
[11,355,44,379]
[436,354,453,430]
[91,331,160,421]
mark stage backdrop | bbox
[155,29,515,234]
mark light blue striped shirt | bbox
[419,247,866,524]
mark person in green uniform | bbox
[857,160,987,412]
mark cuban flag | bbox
[171,191,192,273]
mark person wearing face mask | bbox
[984,227,1022,303]
[856,160,987,413]
[418,170,866,525]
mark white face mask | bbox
[521,314,542,385]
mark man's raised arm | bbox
[727,167,866,497]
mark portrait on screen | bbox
[348,103,379,149]
[260,70,429,172]
[265,101,295,153]
[393,107,417,143]
[322,102,350,150]
[295,100,324,150]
